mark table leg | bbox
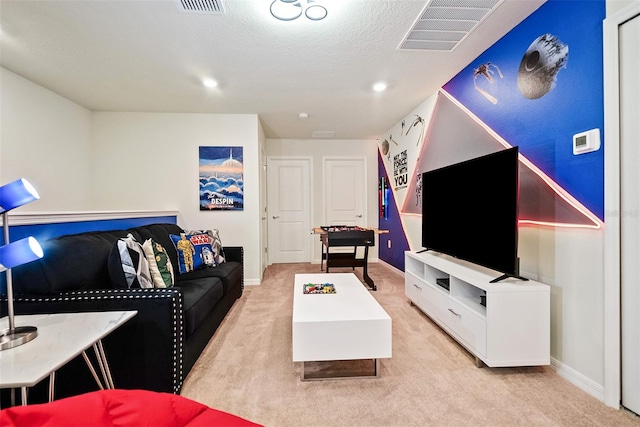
[96,340,115,389]
[300,359,380,381]
[83,350,105,390]
[48,371,55,402]
[362,246,376,291]
[20,387,27,406]
[325,245,330,273]
[93,343,109,389]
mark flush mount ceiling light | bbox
[372,82,387,92]
[270,0,328,22]
[202,78,218,88]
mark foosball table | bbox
[313,226,386,291]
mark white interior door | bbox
[323,157,366,227]
[267,157,312,264]
[620,12,640,416]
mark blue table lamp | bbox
[0,178,43,350]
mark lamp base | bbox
[0,326,38,350]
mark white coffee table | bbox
[0,310,137,405]
[292,273,391,380]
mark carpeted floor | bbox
[180,262,640,427]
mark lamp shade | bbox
[0,237,43,272]
[0,178,40,213]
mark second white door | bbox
[323,157,366,227]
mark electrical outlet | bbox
[387,240,392,249]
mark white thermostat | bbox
[573,128,600,155]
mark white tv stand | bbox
[405,251,550,367]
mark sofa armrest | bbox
[222,246,243,294]
[2,288,185,399]
[223,246,243,264]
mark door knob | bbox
[272,216,280,219]
[356,214,363,218]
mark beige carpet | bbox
[181,263,640,427]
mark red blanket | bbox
[0,389,262,427]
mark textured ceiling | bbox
[0,0,545,140]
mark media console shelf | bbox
[405,251,550,367]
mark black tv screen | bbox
[421,147,520,279]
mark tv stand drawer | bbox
[438,298,487,358]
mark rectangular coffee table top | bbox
[293,273,390,323]
[292,273,391,363]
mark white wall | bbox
[607,0,636,15]
[90,112,263,284]
[519,226,605,396]
[0,67,93,210]
[266,138,379,263]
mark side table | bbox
[0,310,137,405]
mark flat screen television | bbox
[421,146,525,283]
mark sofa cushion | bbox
[12,230,130,295]
[132,223,184,275]
[176,261,242,295]
[179,277,224,337]
[170,233,215,274]
[108,234,154,289]
[185,229,226,265]
[142,238,175,288]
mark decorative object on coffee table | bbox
[303,283,336,294]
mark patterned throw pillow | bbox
[108,233,154,289]
[142,238,175,288]
[169,232,215,274]
[185,229,226,265]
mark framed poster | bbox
[199,146,244,211]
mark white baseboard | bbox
[245,278,261,286]
[550,357,605,402]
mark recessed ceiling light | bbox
[372,82,387,92]
[203,78,218,88]
[298,112,309,119]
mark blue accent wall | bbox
[378,0,606,272]
[6,216,177,243]
[443,0,605,220]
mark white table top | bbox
[293,273,390,323]
[0,311,137,388]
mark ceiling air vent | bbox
[399,0,502,52]
[176,0,225,14]
[312,131,336,139]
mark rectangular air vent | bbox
[176,0,225,14]
[399,0,502,52]
[312,131,336,139]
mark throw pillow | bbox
[185,229,226,265]
[108,233,154,289]
[142,238,175,288]
[169,232,215,274]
